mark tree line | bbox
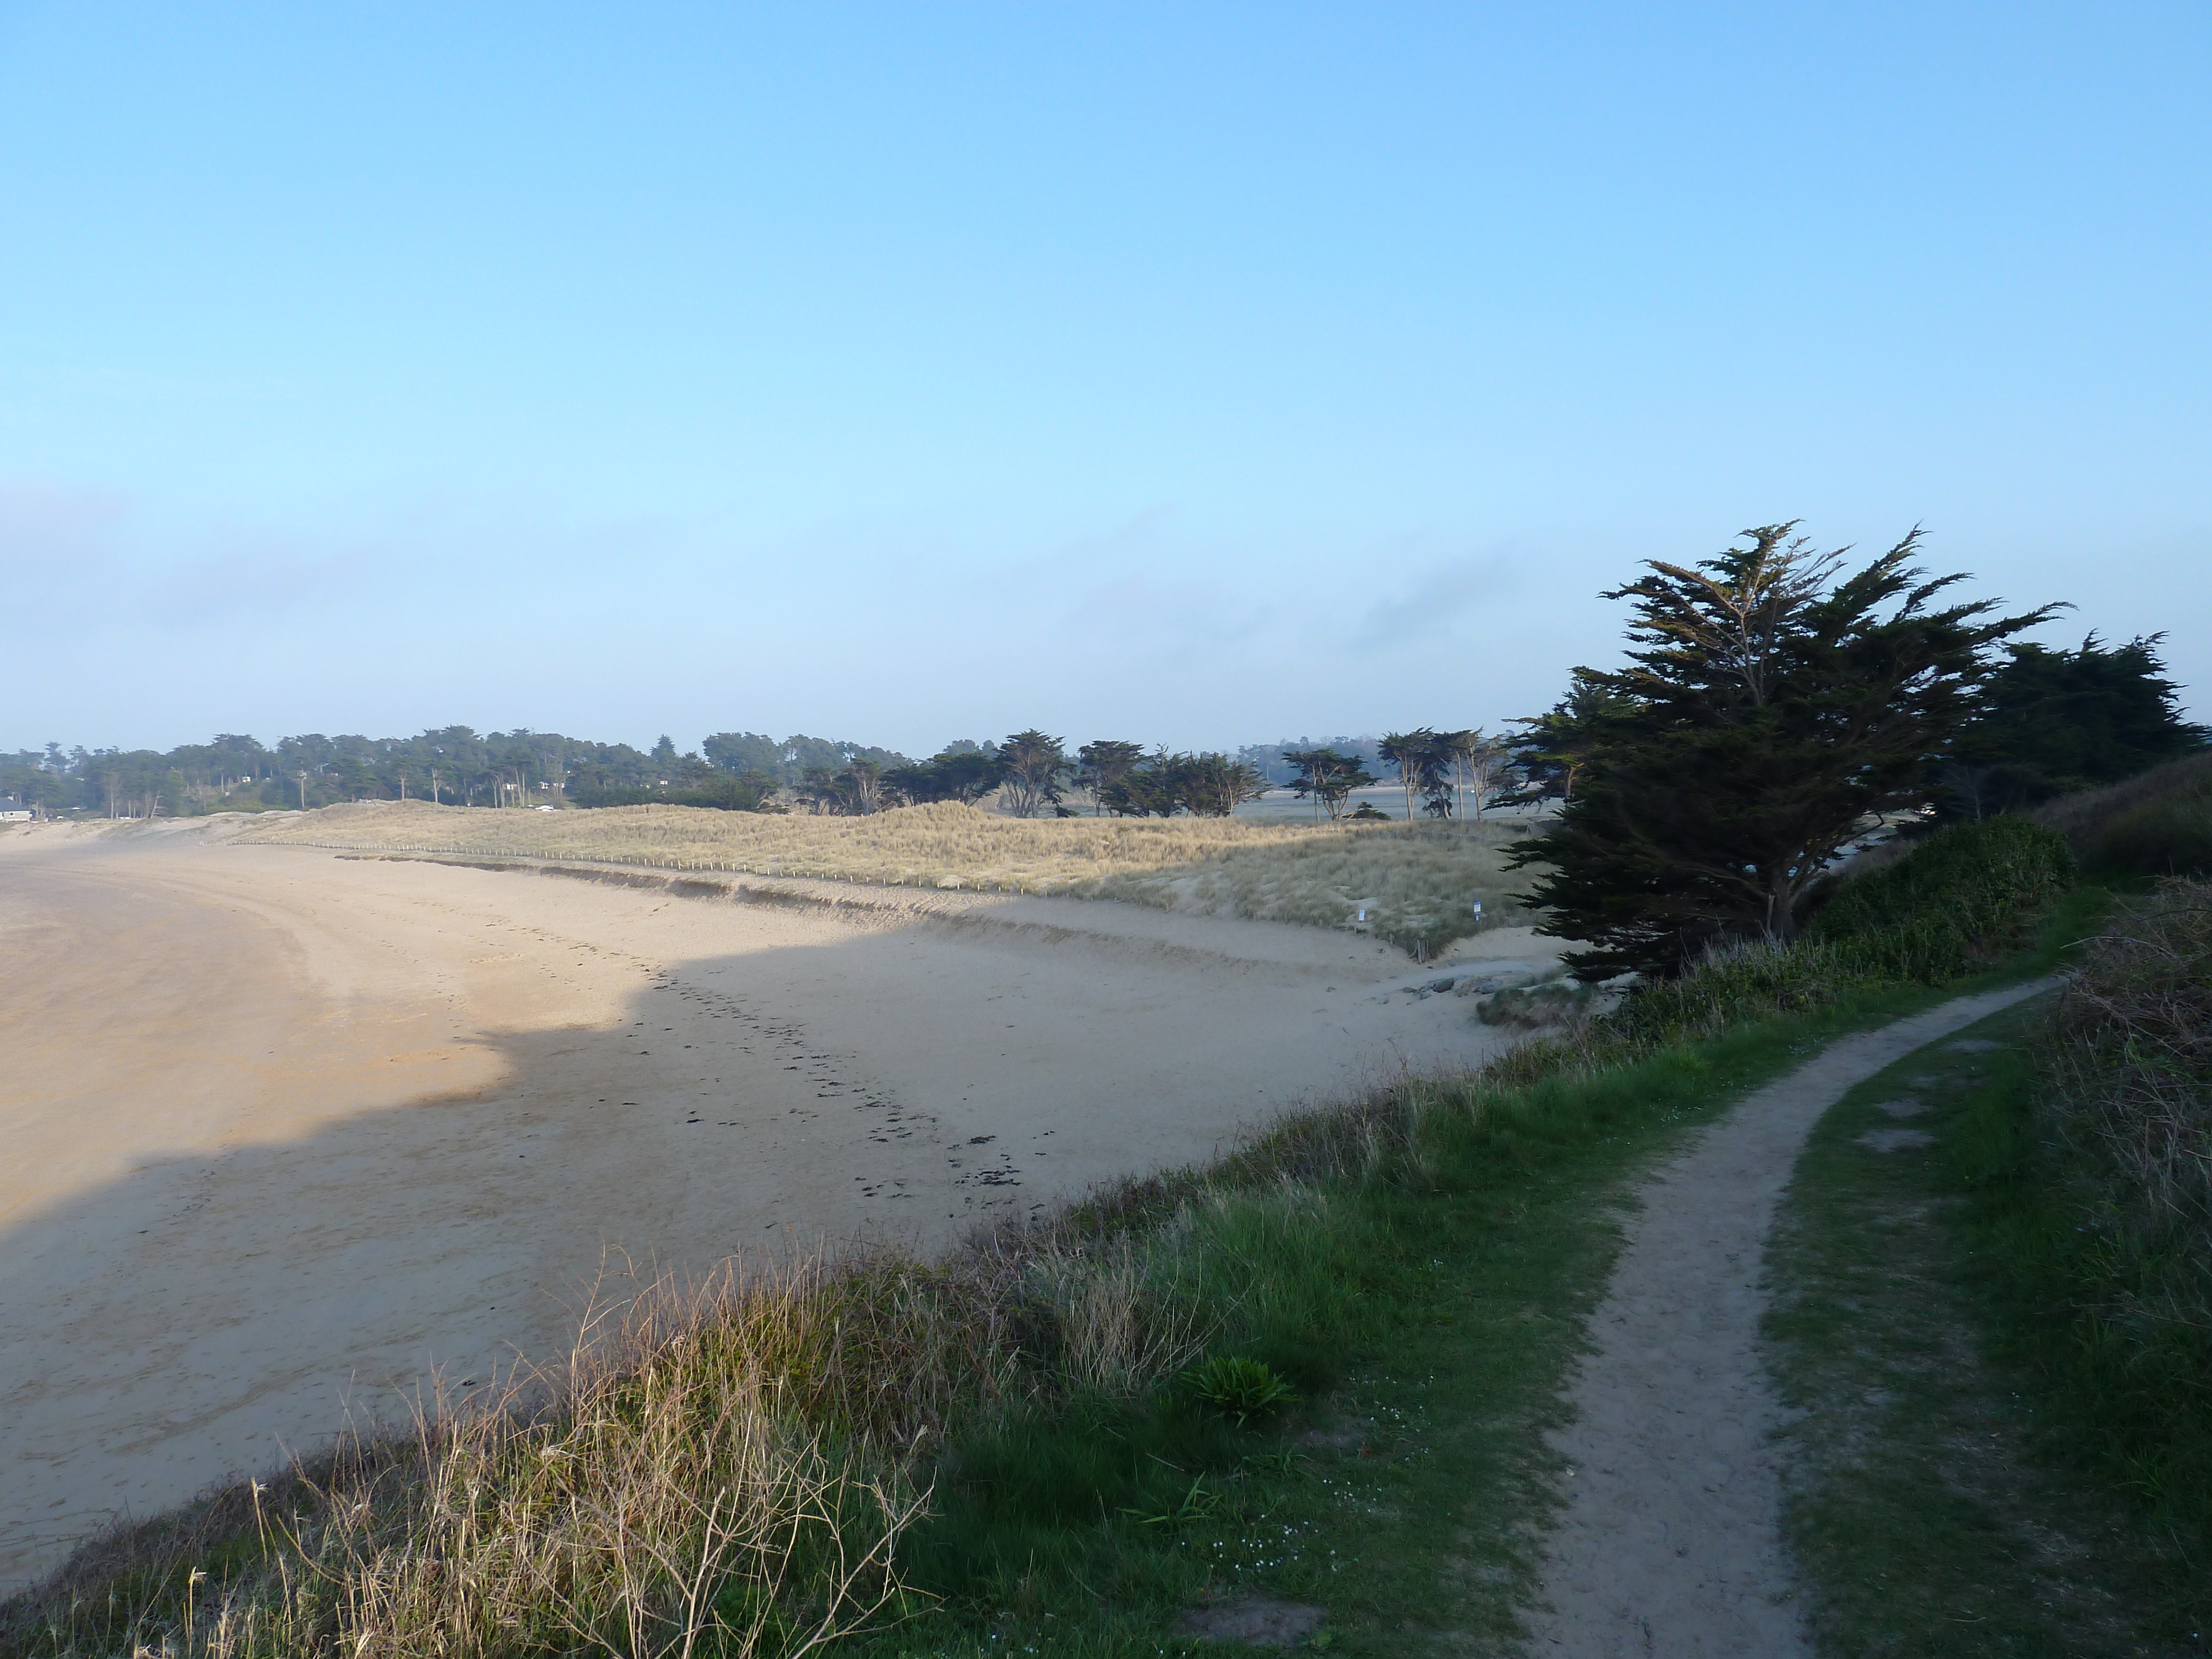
[0,727,1293,822]
[775,734,1272,819]
[0,729,914,820]
[14,531,2187,859]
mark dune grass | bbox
[243,801,1538,951]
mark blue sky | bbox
[3,2,2205,756]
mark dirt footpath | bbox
[1523,978,2060,1657]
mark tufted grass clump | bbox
[1182,1357,1297,1423]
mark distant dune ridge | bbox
[244,799,1537,950]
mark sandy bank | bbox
[0,821,1549,1588]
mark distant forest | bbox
[0,718,1413,821]
[0,730,914,819]
[4,634,2195,823]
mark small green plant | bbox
[1182,1355,1296,1422]
[1121,1476,1224,1530]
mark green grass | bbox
[852,977,2068,1659]
[1765,917,2212,1657]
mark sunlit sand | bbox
[0,817,1554,1587]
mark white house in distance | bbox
[0,797,30,822]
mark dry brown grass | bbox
[242,800,1322,888]
[1,1221,1232,1659]
[244,801,1538,948]
[2042,879,2212,1250]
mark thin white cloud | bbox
[1352,552,1521,650]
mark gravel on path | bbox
[1522,978,2061,1657]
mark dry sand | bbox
[0,818,1546,1589]
[1522,977,2058,1657]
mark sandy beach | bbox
[0,818,1550,1589]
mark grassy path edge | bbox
[1525,978,2061,1656]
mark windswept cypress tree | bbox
[1511,524,2057,979]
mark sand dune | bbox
[0,819,1551,1588]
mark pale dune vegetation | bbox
[244,800,1539,948]
[6,1214,1240,1658]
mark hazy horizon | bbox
[6,4,2206,753]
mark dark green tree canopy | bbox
[1942,633,2206,815]
[997,729,1071,818]
[1512,523,2057,980]
[1096,749,1265,817]
[1074,740,1146,815]
[883,746,1004,806]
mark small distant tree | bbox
[844,758,885,815]
[1093,749,1263,817]
[795,765,846,814]
[1434,728,1506,819]
[1075,740,1146,816]
[1283,747,1375,821]
[1176,753,1267,817]
[997,730,1070,817]
[1099,748,1177,816]
[883,747,1004,805]
[1377,729,1443,823]
[936,747,1005,804]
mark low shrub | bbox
[1937,879,2212,1576]
[1475,980,1594,1030]
[2031,747,2212,875]
[1551,818,2078,1065]
[1808,815,2077,976]
[2090,789,2212,877]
